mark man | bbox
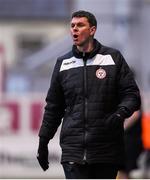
[37,10,141,179]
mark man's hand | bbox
[105,107,131,130]
[37,138,49,171]
[105,113,124,130]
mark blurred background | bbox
[0,0,150,178]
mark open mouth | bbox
[73,34,78,39]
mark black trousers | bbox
[62,162,118,179]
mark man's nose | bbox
[73,25,78,31]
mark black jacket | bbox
[39,39,141,167]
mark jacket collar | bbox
[72,39,101,59]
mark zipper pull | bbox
[83,51,87,62]
[83,51,85,57]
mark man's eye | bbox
[71,23,85,28]
[78,24,84,27]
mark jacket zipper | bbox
[83,52,88,162]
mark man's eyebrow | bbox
[71,22,85,25]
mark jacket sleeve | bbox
[39,59,66,140]
[116,51,141,118]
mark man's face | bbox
[70,17,96,46]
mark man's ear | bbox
[90,26,96,36]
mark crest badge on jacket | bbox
[96,67,106,79]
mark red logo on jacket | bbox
[96,68,106,79]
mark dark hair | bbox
[72,10,97,28]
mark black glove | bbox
[105,112,124,130]
[105,107,129,130]
[37,137,49,171]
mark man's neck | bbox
[77,39,94,53]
